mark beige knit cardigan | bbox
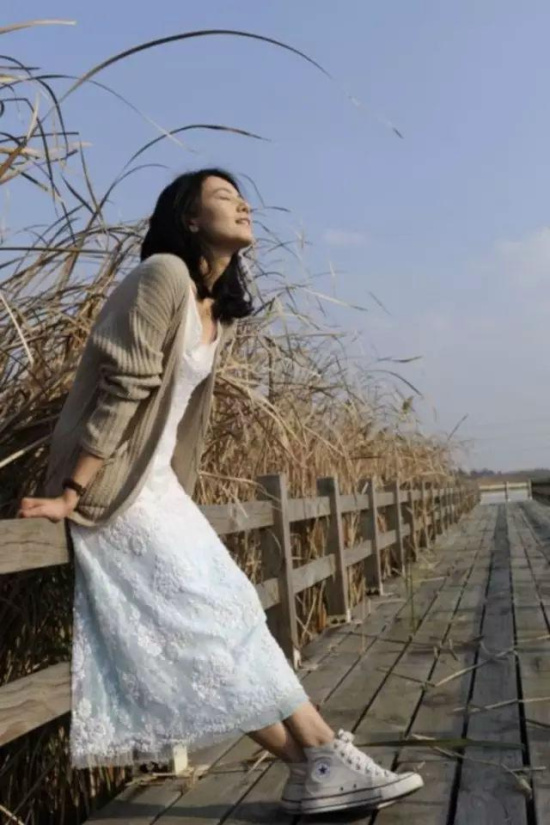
[42,253,236,527]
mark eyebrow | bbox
[212,186,239,196]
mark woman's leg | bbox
[247,701,334,763]
[247,722,306,764]
[283,700,335,748]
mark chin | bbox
[232,232,254,250]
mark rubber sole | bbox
[300,774,424,815]
[280,797,398,815]
[280,799,302,814]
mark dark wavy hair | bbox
[140,168,254,323]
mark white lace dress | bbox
[68,295,309,768]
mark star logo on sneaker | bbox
[313,759,332,780]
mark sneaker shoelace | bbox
[333,730,395,778]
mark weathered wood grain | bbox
[0,661,70,746]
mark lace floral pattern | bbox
[68,299,308,768]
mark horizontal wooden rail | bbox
[0,479,478,748]
[0,663,71,746]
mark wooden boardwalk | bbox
[87,502,550,824]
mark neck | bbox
[200,251,233,293]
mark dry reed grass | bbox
[0,21,459,823]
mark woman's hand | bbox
[17,491,79,523]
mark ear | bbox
[187,219,200,234]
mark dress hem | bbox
[70,687,310,770]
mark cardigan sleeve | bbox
[78,255,189,460]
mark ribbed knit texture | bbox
[42,253,236,527]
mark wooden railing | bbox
[530,478,550,504]
[479,480,532,502]
[0,475,478,764]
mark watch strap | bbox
[62,477,87,497]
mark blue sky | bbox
[4,1,550,471]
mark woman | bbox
[17,169,423,816]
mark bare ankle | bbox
[303,731,335,748]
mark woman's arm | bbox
[18,448,105,521]
[18,255,190,521]
[78,255,189,460]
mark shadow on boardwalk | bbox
[87,503,550,824]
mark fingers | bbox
[17,504,43,518]
[20,497,44,509]
[17,498,56,521]
[17,506,59,522]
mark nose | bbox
[238,198,251,214]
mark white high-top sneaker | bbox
[301,729,424,814]
[279,761,399,814]
[280,763,308,814]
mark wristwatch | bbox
[62,478,87,497]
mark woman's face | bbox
[189,175,253,252]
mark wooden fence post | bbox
[404,487,418,561]
[256,473,301,669]
[317,476,351,623]
[451,481,458,524]
[388,478,405,575]
[433,484,440,537]
[421,481,430,549]
[431,484,438,537]
[359,476,383,594]
[440,486,447,531]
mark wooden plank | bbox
[432,484,439,536]
[379,528,397,552]
[421,481,430,550]
[0,661,70,746]
[154,771,261,825]
[223,532,464,825]
[351,516,483,743]
[365,507,494,825]
[345,539,372,568]
[287,495,331,522]
[403,488,418,561]
[387,478,405,575]
[320,522,471,726]
[86,779,186,824]
[361,477,383,594]
[0,486,459,575]
[317,476,350,621]
[256,473,300,668]
[453,506,528,825]
[338,492,370,516]
[292,554,335,595]
[201,500,273,534]
[0,518,69,573]
[255,576,280,610]
[377,490,395,508]
[508,503,550,823]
